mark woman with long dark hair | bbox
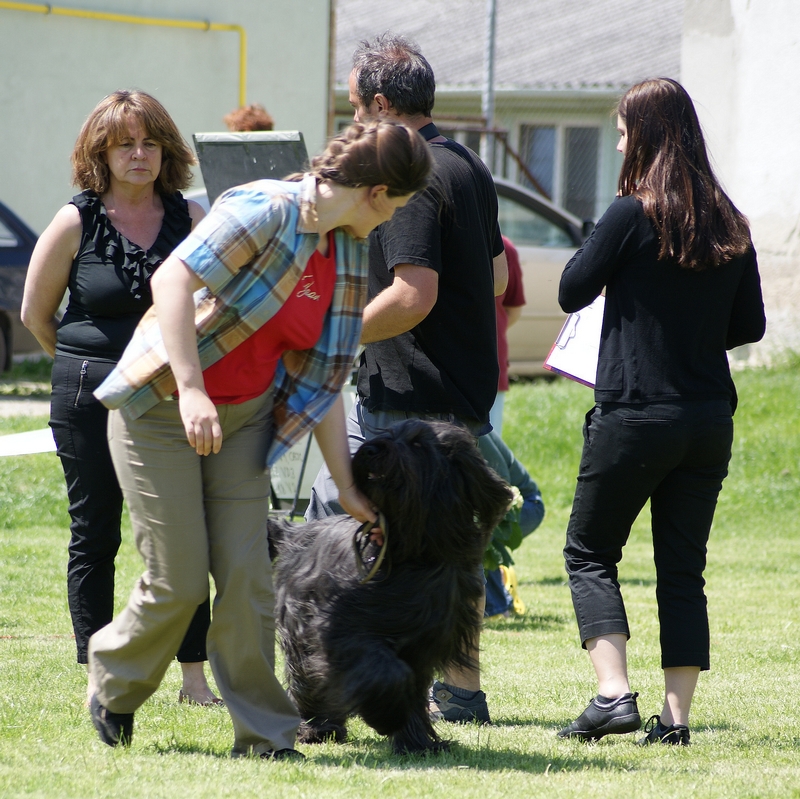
[556,78,765,745]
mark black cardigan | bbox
[559,195,766,410]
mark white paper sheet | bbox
[543,295,605,388]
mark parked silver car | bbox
[493,177,588,377]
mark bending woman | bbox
[556,78,765,746]
[86,120,431,758]
[21,90,218,705]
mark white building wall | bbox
[0,0,332,234]
[682,0,800,362]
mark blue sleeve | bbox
[507,457,544,536]
[478,431,544,537]
[173,185,288,295]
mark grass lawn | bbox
[0,362,798,798]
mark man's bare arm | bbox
[506,305,523,327]
[360,264,439,344]
[493,251,508,296]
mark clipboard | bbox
[543,295,605,388]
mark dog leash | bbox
[352,512,388,584]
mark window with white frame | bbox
[520,124,600,221]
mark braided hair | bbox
[290,120,431,198]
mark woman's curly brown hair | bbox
[71,90,195,195]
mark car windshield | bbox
[497,196,575,248]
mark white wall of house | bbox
[490,97,622,221]
[336,90,622,222]
[682,0,800,362]
[0,0,332,235]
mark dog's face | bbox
[351,420,512,566]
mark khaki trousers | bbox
[88,391,300,753]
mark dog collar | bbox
[353,512,389,584]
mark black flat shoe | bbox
[636,714,690,746]
[90,693,134,747]
[558,692,641,741]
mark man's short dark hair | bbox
[352,34,436,118]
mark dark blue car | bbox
[0,201,41,371]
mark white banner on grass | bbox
[0,428,57,457]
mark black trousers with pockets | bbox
[50,353,210,664]
[563,400,734,670]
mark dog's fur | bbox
[269,419,512,754]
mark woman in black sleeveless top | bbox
[21,90,219,706]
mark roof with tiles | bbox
[334,0,684,92]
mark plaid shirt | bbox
[95,175,369,467]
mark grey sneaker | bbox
[429,680,491,724]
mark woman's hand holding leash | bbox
[337,482,377,524]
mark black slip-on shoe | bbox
[636,714,690,746]
[90,693,134,747]
[557,692,641,741]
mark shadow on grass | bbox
[147,730,646,774]
[488,715,569,729]
[691,720,735,733]
[535,576,569,587]
[618,577,657,587]
[149,740,226,758]
[484,613,570,632]
[305,739,644,774]
[534,575,657,588]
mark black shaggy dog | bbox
[269,419,512,754]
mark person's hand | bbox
[178,387,223,455]
[337,483,377,524]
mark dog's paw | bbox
[298,719,347,744]
[390,711,452,755]
[392,734,452,756]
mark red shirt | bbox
[496,236,525,391]
[202,232,337,404]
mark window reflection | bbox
[496,196,574,248]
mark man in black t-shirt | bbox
[307,33,507,724]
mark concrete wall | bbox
[0,0,332,235]
[682,0,800,363]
